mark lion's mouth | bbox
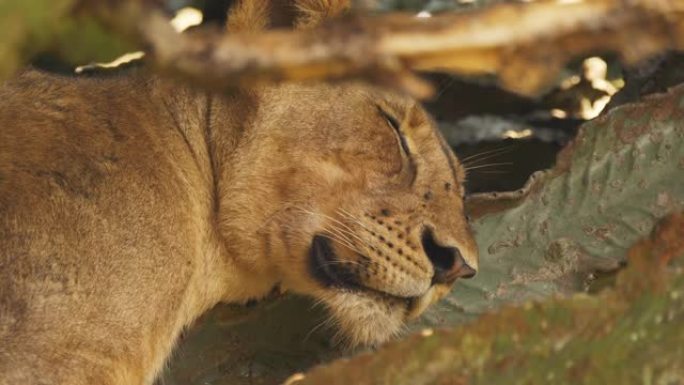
[309,234,420,310]
[309,234,359,289]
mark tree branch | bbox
[129,0,684,97]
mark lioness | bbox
[0,1,478,384]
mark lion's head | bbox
[219,82,478,346]
[217,0,478,347]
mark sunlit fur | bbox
[227,0,350,31]
[293,0,351,28]
[0,1,477,384]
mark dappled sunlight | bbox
[170,7,203,33]
[502,128,533,139]
[579,56,619,119]
[547,56,623,120]
[74,51,145,73]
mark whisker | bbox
[323,228,373,258]
[336,208,375,234]
[308,293,331,311]
[435,76,456,99]
[325,222,371,250]
[284,207,379,263]
[304,314,337,342]
[315,261,364,269]
[472,170,509,175]
[295,207,371,248]
[331,327,351,350]
[463,162,513,171]
[293,207,357,233]
[322,228,366,255]
[312,236,367,266]
[460,146,513,164]
[462,149,514,168]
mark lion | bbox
[0,1,478,384]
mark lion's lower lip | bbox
[406,288,434,320]
[406,284,453,320]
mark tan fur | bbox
[227,0,271,31]
[293,0,351,29]
[0,2,477,384]
[227,0,349,31]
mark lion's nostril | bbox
[421,229,454,272]
[421,228,476,284]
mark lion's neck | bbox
[207,89,284,301]
[150,80,278,308]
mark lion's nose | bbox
[421,228,477,285]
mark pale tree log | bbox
[122,0,684,97]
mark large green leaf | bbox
[160,85,684,385]
[417,83,684,328]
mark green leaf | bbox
[418,84,684,328]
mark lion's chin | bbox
[318,284,452,348]
[321,290,409,348]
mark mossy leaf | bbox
[417,84,684,329]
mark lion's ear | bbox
[293,0,350,29]
[226,0,271,32]
[226,0,349,32]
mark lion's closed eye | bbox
[378,106,411,157]
[374,105,417,185]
